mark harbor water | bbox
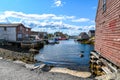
[35,39,94,69]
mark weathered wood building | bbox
[88,30,95,38]
[31,31,47,40]
[0,23,31,41]
[95,0,120,68]
[78,32,89,40]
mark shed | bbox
[95,0,120,67]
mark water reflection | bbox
[35,39,94,67]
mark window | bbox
[103,0,106,12]
[18,34,22,38]
[103,0,106,4]
[17,34,22,41]
[4,27,7,31]
[26,29,28,31]
[20,26,22,31]
[26,34,28,37]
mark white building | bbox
[0,23,31,41]
[88,30,95,38]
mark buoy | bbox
[81,51,84,53]
[79,53,84,57]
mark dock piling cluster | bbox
[90,51,120,79]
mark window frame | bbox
[4,27,7,31]
[103,0,106,12]
[20,26,23,31]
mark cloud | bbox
[82,25,95,31]
[0,11,95,35]
[4,11,55,20]
[3,11,76,21]
[52,16,65,20]
[0,17,10,23]
[72,18,90,22]
[54,0,62,7]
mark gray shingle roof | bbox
[0,23,22,27]
[0,23,31,29]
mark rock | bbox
[13,60,26,66]
[0,57,3,59]
[50,67,91,78]
[0,47,35,64]
[25,64,34,69]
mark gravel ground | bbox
[0,59,92,80]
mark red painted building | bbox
[16,24,31,41]
[95,0,120,67]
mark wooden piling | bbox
[90,51,119,77]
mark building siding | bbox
[0,27,16,41]
[0,23,31,41]
[16,24,31,41]
[95,0,120,67]
[7,27,16,41]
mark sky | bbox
[0,0,98,35]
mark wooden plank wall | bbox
[95,0,120,67]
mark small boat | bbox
[48,38,59,44]
[58,38,68,40]
[55,41,59,44]
[48,40,56,44]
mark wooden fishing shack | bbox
[0,23,44,49]
[90,0,120,77]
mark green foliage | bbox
[78,37,95,45]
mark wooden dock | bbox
[0,40,44,50]
[90,51,119,76]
